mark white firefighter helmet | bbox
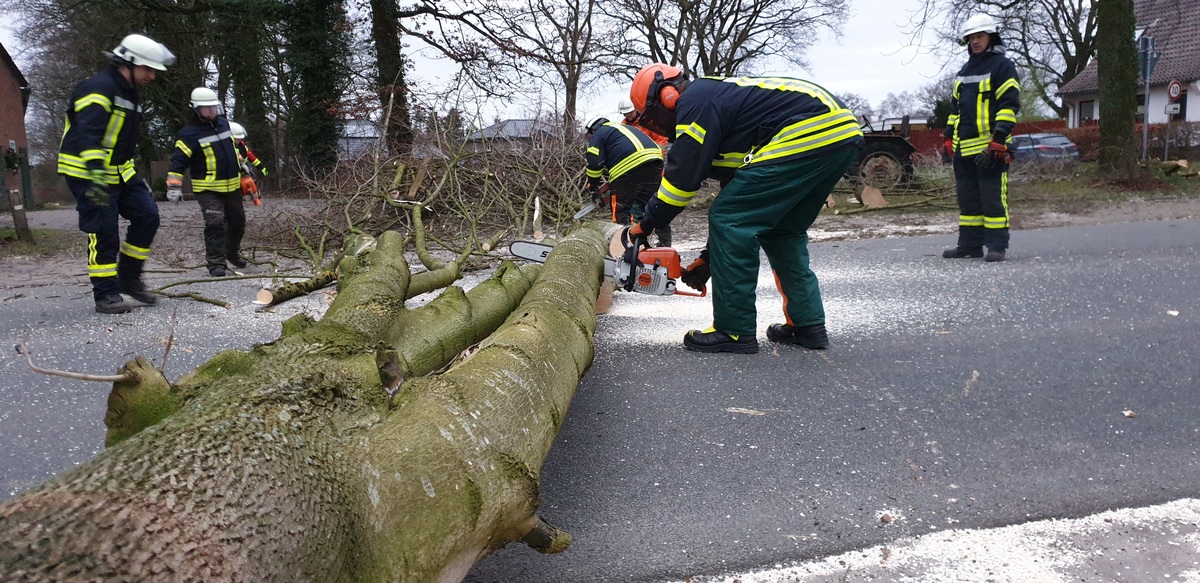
[110,34,175,71]
[229,122,247,140]
[189,87,221,108]
[961,14,998,41]
[617,99,635,115]
[583,116,609,134]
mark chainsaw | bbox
[240,161,262,206]
[509,231,705,297]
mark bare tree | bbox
[835,92,875,122]
[601,0,849,77]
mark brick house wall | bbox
[0,42,29,154]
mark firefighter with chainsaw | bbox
[229,121,266,207]
[166,87,246,277]
[57,33,175,314]
[583,116,672,247]
[627,63,863,354]
[942,13,1020,262]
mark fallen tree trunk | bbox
[0,224,615,582]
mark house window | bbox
[1079,100,1095,122]
[1179,91,1188,119]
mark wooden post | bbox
[2,168,35,243]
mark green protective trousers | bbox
[707,144,859,337]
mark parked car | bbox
[1011,133,1081,167]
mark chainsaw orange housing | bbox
[636,247,683,278]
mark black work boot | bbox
[95,294,133,314]
[228,254,248,269]
[682,328,759,354]
[119,277,159,304]
[942,246,984,259]
[766,323,830,349]
[985,249,1006,262]
[209,265,228,277]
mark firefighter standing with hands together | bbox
[942,13,1021,262]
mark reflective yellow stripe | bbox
[606,122,662,181]
[609,148,661,180]
[747,109,862,164]
[192,176,242,192]
[58,158,135,184]
[958,136,991,156]
[996,78,1020,98]
[959,215,984,227]
[656,176,696,207]
[166,172,183,187]
[995,109,1016,123]
[89,264,118,278]
[586,168,603,179]
[101,111,124,152]
[713,152,750,168]
[203,143,217,183]
[74,94,112,113]
[586,146,599,156]
[723,76,842,111]
[678,122,705,144]
[175,140,193,158]
[120,241,151,260]
[88,234,99,266]
[983,217,1008,228]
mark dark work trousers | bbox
[706,144,859,337]
[611,161,672,246]
[194,191,246,271]
[952,155,1010,251]
[66,175,160,300]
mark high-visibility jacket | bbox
[586,122,663,190]
[167,117,241,193]
[235,140,267,175]
[646,75,863,226]
[622,119,669,147]
[944,44,1021,157]
[57,66,143,184]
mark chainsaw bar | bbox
[509,240,618,278]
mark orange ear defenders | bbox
[654,71,680,109]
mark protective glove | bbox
[259,167,269,177]
[680,256,710,291]
[166,188,182,202]
[85,168,110,205]
[943,138,954,162]
[975,140,1011,172]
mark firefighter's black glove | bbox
[680,256,710,291]
[85,168,110,205]
[976,141,1010,172]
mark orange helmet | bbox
[631,63,685,112]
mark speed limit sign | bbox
[1168,79,1183,102]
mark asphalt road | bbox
[1,218,1197,581]
[464,218,1200,582]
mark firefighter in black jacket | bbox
[167,88,245,277]
[583,116,671,246]
[627,64,863,354]
[58,33,174,314]
[942,13,1021,262]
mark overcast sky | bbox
[1,0,953,122]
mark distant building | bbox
[464,118,555,152]
[0,41,31,159]
[1058,0,1200,127]
[339,119,381,159]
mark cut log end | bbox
[254,288,273,305]
[519,516,572,554]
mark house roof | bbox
[1058,0,1200,97]
[465,119,553,142]
[0,41,31,111]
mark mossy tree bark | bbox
[0,224,616,582]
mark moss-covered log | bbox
[0,224,614,582]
